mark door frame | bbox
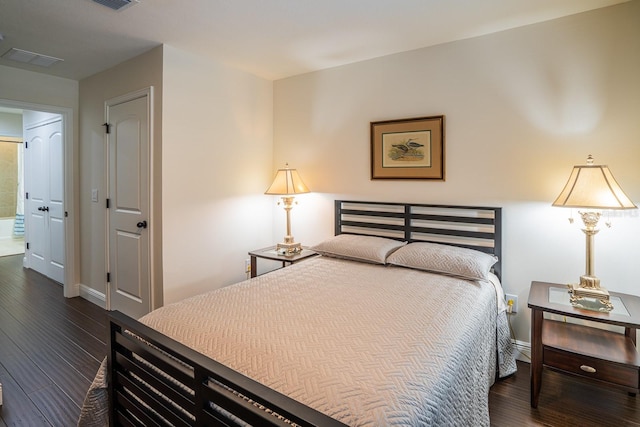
[0,98,77,298]
[105,86,155,312]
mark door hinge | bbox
[106,198,110,209]
[26,242,30,250]
[25,141,28,149]
[107,272,111,282]
[65,211,68,217]
[25,192,29,200]
[103,122,111,134]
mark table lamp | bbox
[552,155,637,310]
[265,164,309,256]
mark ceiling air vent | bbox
[2,48,63,68]
[91,0,139,11]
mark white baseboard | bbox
[513,339,531,363]
[79,283,106,309]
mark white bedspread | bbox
[79,256,516,426]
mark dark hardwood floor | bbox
[490,359,639,426]
[0,253,638,426]
[0,254,107,426]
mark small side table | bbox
[248,246,318,278]
[528,281,640,408]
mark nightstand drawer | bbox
[544,347,640,389]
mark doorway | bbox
[0,99,77,298]
[0,131,24,257]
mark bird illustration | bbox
[406,139,424,148]
[389,138,425,161]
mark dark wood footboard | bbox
[107,311,347,427]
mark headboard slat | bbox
[410,227,496,240]
[410,213,495,224]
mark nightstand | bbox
[528,281,640,408]
[248,246,318,278]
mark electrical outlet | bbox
[245,259,251,274]
[505,294,518,314]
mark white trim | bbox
[79,283,106,309]
[513,339,531,363]
[24,115,61,130]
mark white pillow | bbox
[386,241,498,281]
[311,234,406,264]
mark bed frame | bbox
[108,201,502,426]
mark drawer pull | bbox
[580,365,596,373]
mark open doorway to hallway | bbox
[0,110,25,258]
[0,98,77,298]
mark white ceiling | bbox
[0,0,630,81]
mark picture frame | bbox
[370,115,445,180]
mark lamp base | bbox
[276,241,303,256]
[569,277,613,312]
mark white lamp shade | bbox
[553,158,636,209]
[265,167,310,195]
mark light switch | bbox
[91,189,98,202]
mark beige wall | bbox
[77,44,274,308]
[78,46,164,306]
[274,2,640,343]
[0,112,23,137]
[161,45,274,304]
[0,65,78,110]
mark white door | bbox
[24,118,65,284]
[107,90,151,319]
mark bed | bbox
[78,200,516,426]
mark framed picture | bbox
[370,115,445,180]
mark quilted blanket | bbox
[79,256,516,426]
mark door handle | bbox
[137,220,148,229]
[43,206,49,212]
[37,206,43,211]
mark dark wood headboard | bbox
[335,200,502,280]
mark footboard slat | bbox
[197,376,291,426]
[114,329,194,387]
[114,408,140,427]
[115,370,192,427]
[115,388,166,426]
[115,350,195,411]
[108,311,348,427]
